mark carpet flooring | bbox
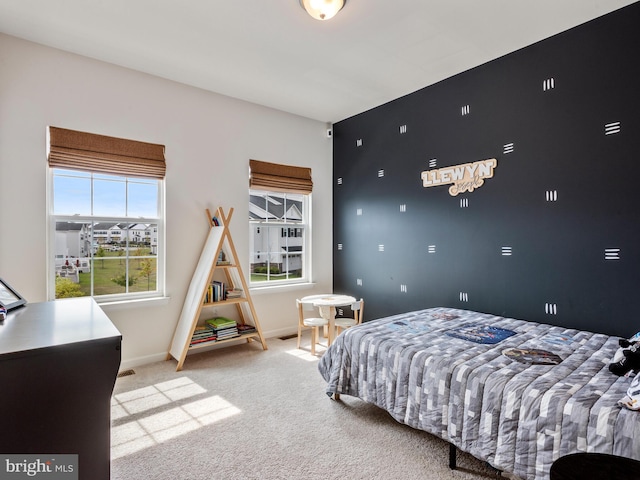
[111,334,509,480]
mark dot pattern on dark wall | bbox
[332,2,640,337]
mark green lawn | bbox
[250,272,302,283]
[71,250,156,297]
[59,251,304,297]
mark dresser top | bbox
[0,297,121,357]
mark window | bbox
[248,159,312,287]
[249,191,309,285]
[50,169,164,300]
[47,126,165,302]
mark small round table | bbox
[300,294,356,346]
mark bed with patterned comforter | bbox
[317,307,640,480]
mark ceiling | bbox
[0,0,635,123]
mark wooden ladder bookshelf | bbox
[167,207,267,370]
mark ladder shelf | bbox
[167,207,267,370]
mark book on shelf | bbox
[190,326,217,345]
[190,336,217,345]
[225,288,243,299]
[217,331,240,340]
[205,317,240,339]
[237,323,256,334]
[206,317,236,329]
[192,330,216,338]
[214,281,225,301]
[193,325,214,333]
[214,327,240,339]
[204,281,227,303]
[203,282,243,303]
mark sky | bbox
[53,169,158,218]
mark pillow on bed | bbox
[612,331,640,364]
[619,374,640,411]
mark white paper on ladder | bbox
[169,226,224,360]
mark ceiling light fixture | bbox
[299,0,346,21]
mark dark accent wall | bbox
[332,2,640,337]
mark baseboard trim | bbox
[119,327,299,371]
[119,352,168,371]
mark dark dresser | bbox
[0,297,122,480]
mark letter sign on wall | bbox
[421,158,497,196]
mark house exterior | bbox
[54,222,158,281]
[54,222,91,279]
[249,194,303,277]
[55,222,89,259]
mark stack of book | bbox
[204,283,244,302]
[206,317,239,340]
[190,326,217,346]
[237,323,256,335]
[225,287,243,299]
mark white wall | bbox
[0,34,333,368]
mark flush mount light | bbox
[299,0,346,21]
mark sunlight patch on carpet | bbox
[111,377,206,419]
[285,348,322,362]
[111,377,241,459]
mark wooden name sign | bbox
[421,158,497,196]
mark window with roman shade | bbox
[47,126,166,302]
[47,126,166,178]
[249,160,312,286]
[249,159,312,194]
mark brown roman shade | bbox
[47,126,166,179]
[249,159,312,194]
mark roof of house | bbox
[56,222,84,232]
[249,194,303,221]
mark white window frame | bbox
[249,190,311,289]
[47,168,166,304]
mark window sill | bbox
[250,282,316,296]
[97,295,171,312]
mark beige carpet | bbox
[111,334,508,480]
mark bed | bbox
[317,307,640,480]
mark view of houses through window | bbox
[249,191,308,285]
[51,168,162,299]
